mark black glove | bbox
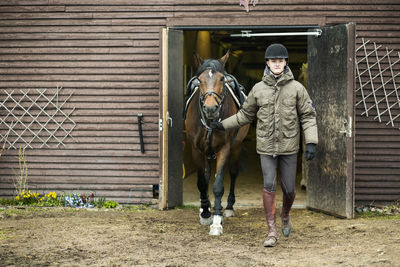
[210,121,225,131]
[305,143,316,161]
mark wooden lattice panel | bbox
[355,38,400,129]
[0,87,76,149]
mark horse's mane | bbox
[196,59,227,76]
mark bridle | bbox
[198,81,227,126]
[196,72,229,159]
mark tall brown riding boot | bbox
[262,189,277,247]
[281,192,296,237]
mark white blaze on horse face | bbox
[208,69,213,78]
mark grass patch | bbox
[0,198,17,206]
[356,212,400,220]
[1,208,26,217]
[175,204,198,210]
[123,204,157,212]
[0,231,5,240]
[0,228,15,240]
[355,202,400,220]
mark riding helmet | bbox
[265,43,289,60]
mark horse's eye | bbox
[220,77,225,82]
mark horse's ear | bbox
[193,52,204,68]
[219,50,230,67]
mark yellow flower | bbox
[16,196,20,200]
[21,189,25,195]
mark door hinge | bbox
[159,118,163,131]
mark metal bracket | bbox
[166,111,173,127]
[339,116,352,138]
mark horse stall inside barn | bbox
[180,28,310,209]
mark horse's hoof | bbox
[200,215,213,226]
[199,208,213,225]
[209,224,223,235]
[223,209,235,217]
[209,215,223,236]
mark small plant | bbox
[0,198,17,206]
[64,193,94,208]
[38,192,60,207]
[80,192,94,206]
[102,200,119,209]
[13,147,29,197]
[15,189,39,205]
[94,196,106,208]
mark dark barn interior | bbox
[181,28,310,207]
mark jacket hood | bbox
[262,66,294,86]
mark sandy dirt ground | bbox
[0,206,399,267]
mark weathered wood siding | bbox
[0,0,399,204]
[0,0,166,203]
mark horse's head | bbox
[194,51,230,120]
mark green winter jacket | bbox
[221,67,318,156]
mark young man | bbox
[211,44,318,247]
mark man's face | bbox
[267,58,286,75]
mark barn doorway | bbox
[162,24,355,217]
[181,28,310,208]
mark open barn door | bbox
[306,23,356,218]
[160,28,183,209]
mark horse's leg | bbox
[209,145,230,235]
[192,147,212,225]
[224,145,242,217]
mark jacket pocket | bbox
[283,129,298,138]
[281,97,297,120]
[282,117,297,132]
[257,104,273,137]
[282,97,296,106]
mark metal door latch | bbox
[159,112,173,131]
[166,111,173,127]
[339,116,352,138]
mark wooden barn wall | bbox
[0,0,399,205]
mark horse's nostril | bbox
[204,105,218,114]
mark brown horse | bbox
[184,51,249,235]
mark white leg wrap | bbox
[209,215,223,236]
